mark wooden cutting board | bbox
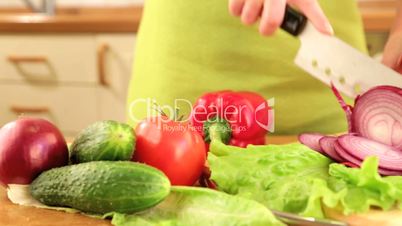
[0,187,111,226]
[3,186,402,226]
[325,207,402,226]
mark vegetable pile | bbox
[299,85,402,175]
[0,117,284,226]
[0,85,401,226]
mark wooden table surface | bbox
[0,136,299,226]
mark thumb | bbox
[289,0,333,35]
[382,32,402,73]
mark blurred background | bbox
[0,0,397,137]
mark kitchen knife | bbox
[281,6,402,98]
[271,209,348,226]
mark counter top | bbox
[358,0,398,32]
[0,1,398,33]
[0,7,142,33]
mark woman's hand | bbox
[382,32,402,73]
[229,0,333,36]
[382,3,402,74]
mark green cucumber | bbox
[30,161,170,214]
[70,120,135,163]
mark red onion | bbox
[352,86,402,150]
[338,154,401,176]
[319,136,343,162]
[340,162,359,168]
[0,118,69,187]
[333,141,361,166]
[336,135,402,171]
[298,133,324,153]
[377,168,402,176]
[331,84,354,132]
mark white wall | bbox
[0,0,143,7]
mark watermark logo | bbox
[128,97,275,132]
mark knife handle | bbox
[281,6,307,36]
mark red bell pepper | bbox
[190,90,271,148]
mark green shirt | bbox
[127,0,367,135]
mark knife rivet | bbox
[325,68,332,76]
[339,76,346,84]
[354,84,362,93]
[312,60,318,68]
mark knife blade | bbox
[281,6,402,98]
[271,210,348,226]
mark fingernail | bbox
[325,22,334,35]
[397,55,402,66]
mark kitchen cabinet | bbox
[0,84,98,135]
[96,34,135,122]
[0,35,97,83]
[358,0,396,56]
[0,33,136,136]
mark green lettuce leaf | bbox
[208,143,332,218]
[208,137,402,218]
[325,157,402,214]
[110,186,284,226]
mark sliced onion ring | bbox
[377,168,402,176]
[298,133,325,154]
[352,86,402,150]
[319,136,344,162]
[337,135,402,171]
[340,162,359,168]
[334,141,362,166]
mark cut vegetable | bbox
[336,135,402,171]
[340,162,359,168]
[319,136,343,162]
[331,84,354,132]
[298,133,325,153]
[352,86,402,150]
[334,140,402,176]
[377,168,402,176]
[333,141,361,167]
[302,85,402,175]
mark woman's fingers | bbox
[229,0,246,17]
[289,0,333,35]
[259,0,286,36]
[229,0,333,36]
[229,0,262,25]
[382,32,402,73]
[241,0,264,25]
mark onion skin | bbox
[0,118,69,187]
[352,86,402,150]
[331,84,354,132]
